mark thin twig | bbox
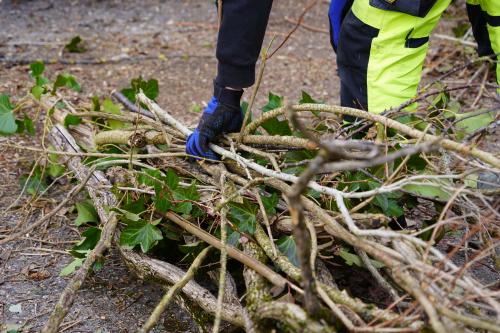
[239,36,275,137]
[138,90,171,146]
[213,173,228,333]
[139,246,212,333]
[267,0,318,59]
[2,142,186,159]
[0,168,94,245]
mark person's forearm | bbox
[215,0,273,89]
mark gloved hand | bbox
[186,82,243,160]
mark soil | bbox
[0,1,498,332]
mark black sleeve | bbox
[215,0,273,89]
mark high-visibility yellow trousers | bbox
[334,0,500,113]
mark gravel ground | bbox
[0,1,498,332]
[0,1,339,331]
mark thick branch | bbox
[119,247,244,327]
[41,125,120,333]
[243,104,500,168]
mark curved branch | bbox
[243,103,500,168]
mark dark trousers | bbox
[215,1,499,108]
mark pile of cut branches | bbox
[1,62,499,333]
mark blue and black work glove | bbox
[186,82,244,160]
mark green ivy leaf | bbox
[283,150,316,163]
[454,110,495,138]
[63,114,82,128]
[113,207,141,222]
[52,73,81,94]
[260,192,278,216]
[260,92,291,136]
[155,187,172,213]
[339,248,385,269]
[172,200,191,215]
[429,91,450,110]
[141,79,159,100]
[393,114,430,132]
[173,182,199,215]
[165,169,179,191]
[48,149,65,178]
[228,200,258,234]
[298,91,321,116]
[299,91,319,104]
[65,75,82,92]
[189,104,202,113]
[102,98,121,114]
[55,101,66,109]
[282,166,306,175]
[406,154,427,171]
[262,92,282,112]
[227,230,241,247]
[93,260,104,272]
[70,227,102,258]
[122,196,146,214]
[339,248,362,266]
[120,220,163,253]
[307,189,322,200]
[403,183,451,201]
[372,195,404,217]
[161,223,181,241]
[15,113,35,136]
[30,61,45,77]
[53,75,68,93]
[36,75,50,87]
[386,199,405,217]
[120,88,136,103]
[19,166,47,195]
[0,94,18,135]
[64,35,86,53]
[24,114,35,135]
[121,77,159,103]
[138,169,163,191]
[48,163,65,178]
[74,200,99,226]
[31,85,44,100]
[102,98,124,129]
[60,258,85,277]
[276,235,299,267]
[92,95,101,111]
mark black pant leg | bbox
[466,2,495,57]
[336,10,379,111]
[215,0,273,89]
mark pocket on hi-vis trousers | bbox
[369,0,438,17]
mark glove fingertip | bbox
[186,132,199,157]
[196,134,210,155]
[206,149,220,161]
